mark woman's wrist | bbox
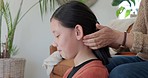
[109,30,124,49]
[116,31,125,48]
[126,33,134,48]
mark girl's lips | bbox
[58,50,62,53]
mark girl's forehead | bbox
[50,19,62,31]
[50,18,74,33]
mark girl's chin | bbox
[63,56,73,60]
[60,54,65,58]
[62,56,67,59]
[60,54,69,59]
[60,51,65,58]
[60,51,72,59]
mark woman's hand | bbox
[83,23,123,49]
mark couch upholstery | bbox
[50,59,74,78]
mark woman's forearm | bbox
[110,30,134,49]
[126,33,134,49]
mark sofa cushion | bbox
[52,59,74,77]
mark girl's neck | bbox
[74,46,97,67]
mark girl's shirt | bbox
[63,59,108,78]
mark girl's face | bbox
[50,19,78,59]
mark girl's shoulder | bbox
[73,60,109,78]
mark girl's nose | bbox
[52,41,58,47]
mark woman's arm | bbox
[83,0,148,54]
[83,24,133,50]
[129,0,148,53]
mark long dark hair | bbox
[50,1,111,65]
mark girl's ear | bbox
[75,24,83,40]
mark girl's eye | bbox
[56,35,60,38]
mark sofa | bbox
[49,18,136,78]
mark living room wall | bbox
[4,0,117,78]
[91,0,117,25]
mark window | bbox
[118,0,141,19]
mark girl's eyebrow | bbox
[52,31,55,33]
[53,31,58,34]
[52,30,59,35]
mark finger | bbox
[90,47,98,50]
[83,31,100,39]
[83,36,101,43]
[83,38,96,43]
[96,24,105,30]
[84,41,102,48]
[89,45,102,50]
[87,41,105,49]
[84,42,97,47]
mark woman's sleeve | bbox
[130,0,148,53]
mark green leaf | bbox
[3,3,12,31]
[0,11,2,30]
[0,1,3,55]
[10,45,19,56]
[44,0,48,13]
[112,0,135,6]
[13,0,23,28]
[79,0,86,3]
[116,6,125,17]
[0,0,4,11]
[7,0,24,53]
[0,0,3,22]
[112,0,126,6]
[12,9,21,32]
[131,0,135,6]
[39,0,51,19]
[126,0,135,6]
[6,3,13,31]
[125,9,131,17]
[39,0,43,18]
[126,0,132,7]
[50,0,55,11]
[0,0,4,57]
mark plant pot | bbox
[0,58,26,78]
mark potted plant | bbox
[0,0,45,77]
[0,0,28,77]
[112,0,136,18]
[0,0,57,77]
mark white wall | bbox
[2,0,117,78]
[91,0,117,25]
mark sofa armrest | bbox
[50,59,74,78]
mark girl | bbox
[50,1,110,78]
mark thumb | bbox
[96,23,105,30]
